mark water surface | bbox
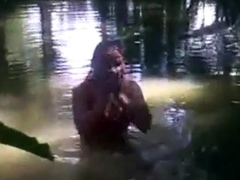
[0,0,240,179]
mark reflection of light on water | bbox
[188,2,218,72]
[185,0,191,8]
[213,70,240,76]
[127,0,134,18]
[140,78,202,126]
[140,78,202,104]
[25,5,41,36]
[194,2,216,30]
[59,22,101,66]
[50,1,101,85]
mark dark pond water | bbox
[0,0,240,179]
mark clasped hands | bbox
[94,87,130,121]
[104,93,129,120]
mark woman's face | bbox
[93,48,123,84]
[91,41,125,80]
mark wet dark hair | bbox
[85,40,125,81]
[91,40,123,69]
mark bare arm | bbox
[72,82,109,135]
[126,80,152,133]
[72,84,91,135]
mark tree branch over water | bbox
[0,121,54,161]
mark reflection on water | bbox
[194,2,216,30]
[0,0,240,179]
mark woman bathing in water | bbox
[72,40,152,152]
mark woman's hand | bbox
[104,93,130,120]
[119,93,130,106]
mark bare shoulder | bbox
[122,79,143,97]
[72,81,92,96]
[124,79,141,90]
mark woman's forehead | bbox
[91,40,124,66]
